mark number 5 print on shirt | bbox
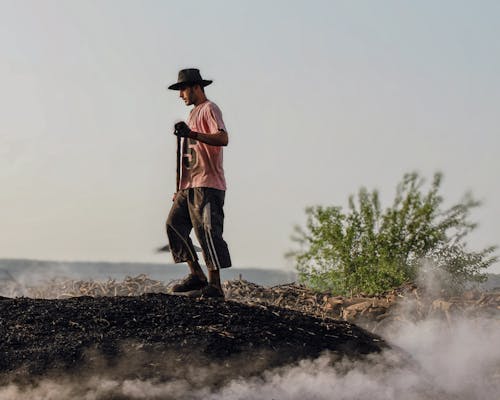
[182,138,197,170]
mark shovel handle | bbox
[176,135,181,192]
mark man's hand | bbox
[174,121,192,138]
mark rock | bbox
[345,301,374,312]
[463,290,479,301]
[432,300,454,312]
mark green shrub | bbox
[290,172,497,295]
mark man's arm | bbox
[174,122,228,146]
[190,129,228,146]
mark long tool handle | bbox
[176,135,181,192]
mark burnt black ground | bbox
[0,293,387,385]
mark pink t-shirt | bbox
[179,100,227,191]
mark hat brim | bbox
[168,80,213,90]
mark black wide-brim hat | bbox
[168,68,213,90]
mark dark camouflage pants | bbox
[166,188,232,271]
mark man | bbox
[166,68,231,298]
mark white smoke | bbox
[0,262,76,298]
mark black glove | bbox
[174,121,191,138]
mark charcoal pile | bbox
[0,292,386,385]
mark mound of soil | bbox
[0,293,386,384]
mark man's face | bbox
[179,85,197,105]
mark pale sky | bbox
[1,0,499,273]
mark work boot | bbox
[171,274,208,293]
[199,284,225,299]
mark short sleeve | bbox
[206,103,226,133]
